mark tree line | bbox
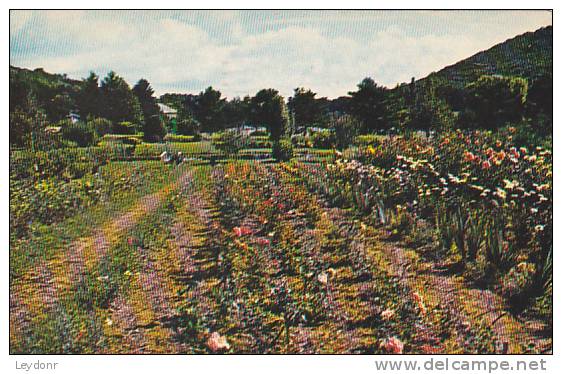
[10,65,552,150]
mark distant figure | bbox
[175,152,184,165]
[160,151,173,164]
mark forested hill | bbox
[418,25,552,88]
[10,65,83,121]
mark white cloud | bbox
[10,10,552,99]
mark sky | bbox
[10,10,552,99]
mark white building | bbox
[157,103,178,120]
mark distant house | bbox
[67,112,80,124]
[158,103,178,120]
[239,125,256,136]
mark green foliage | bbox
[272,138,294,161]
[310,130,336,149]
[332,114,362,149]
[10,66,81,123]
[77,72,103,119]
[422,26,552,89]
[348,77,389,133]
[250,89,289,142]
[194,86,226,132]
[133,78,166,142]
[288,87,326,128]
[163,134,198,143]
[354,134,382,147]
[60,120,99,147]
[100,71,144,125]
[113,121,137,135]
[212,131,248,156]
[459,75,528,130]
[176,113,201,136]
[89,117,113,137]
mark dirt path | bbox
[9,169,193,353]
[377,236,552,353]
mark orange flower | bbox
[383,337,404,354]
[412,292,427,315]
[496,150,506,161]
[464,151,476,162]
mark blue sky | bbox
[10,10,552,99]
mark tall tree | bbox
[288,87,325,130]
[133,79,166,142]
[77,72,103,119]
[250,89,289,142]
[348,77,389,133]
[100,71,143,126]
[194,86,226,132]
[222,96,251,129]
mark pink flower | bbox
[127,237,134,246]
[383,337,404,354]
[206,332,230,352]
[380,308,396,321]
[256,237,270,246]
[233,226,253,237]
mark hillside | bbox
[420,25,552,88]
[10,65,83,121]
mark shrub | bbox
[354,134,382,147]
[176,116,200,136]
[212,131,248,155]
[332,114,362,149]
[310,130,337,148]
[90,118,113,137]
[272,138,293,161]
[113,121,137,135]
[164,134,198,143]
[61,121,99,147]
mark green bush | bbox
[310,130,336,148]
[61,121,99,147]
[354,134,382,146]
[164,134,199,143]
[272,138,294,161]
[212,131,248,155]
[90,118,113,137]
[113,121,137,135]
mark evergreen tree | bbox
[133,78,166,142]
[77,72,103,119]
[348,78,389,133]
[100,71,143,127]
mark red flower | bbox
[482,160,491,170]
[127,237,134,246]
[464,151,476,162]
[233,226,253,237]
[382,337,404,354]
[256,237,270,246]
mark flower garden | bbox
[9,129,552,354]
